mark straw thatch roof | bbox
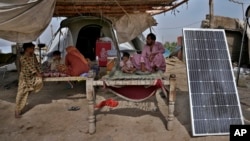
[54,0,188,18]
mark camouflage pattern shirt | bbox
[20,54,41,81]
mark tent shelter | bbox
[0,0,188,43]
[0,0,56,42]
[0,0,188,69]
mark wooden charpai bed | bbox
[42,71,177,135]
[43,76,87,82]
[86,71,177,134]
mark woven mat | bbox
[102,70,166,80]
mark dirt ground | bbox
[0,58,249,141]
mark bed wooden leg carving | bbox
[167,74,176,130]
[86,78,95,134]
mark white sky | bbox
[144,0,249,43]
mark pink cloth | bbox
[120,59,134,72]
[132,42,166,72]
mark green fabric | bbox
[103,70,165,80]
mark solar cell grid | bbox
[183,28,244,136]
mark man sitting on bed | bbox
[132,33,166,73]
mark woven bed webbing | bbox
[102,70,166,80]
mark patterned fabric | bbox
[19,54,42,81]
[132,42,166,72]
[119,59,134,72]
[15,54,43,113]
[16,75,43,113]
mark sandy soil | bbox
[0,58,249,141]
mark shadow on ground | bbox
[0,71,87,114]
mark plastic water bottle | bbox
[96,56,99,66]
[88,70,94,78]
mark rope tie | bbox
[113,0,129,17]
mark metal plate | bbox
[183,28,244,136]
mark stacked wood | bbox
[54,0,188,18]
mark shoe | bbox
[68,106,80,111]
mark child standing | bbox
[15,42,43,118]
[120,52,135,73]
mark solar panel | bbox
[183,28,244,136]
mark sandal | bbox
[68,106,80,111]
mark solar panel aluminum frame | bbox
[183,28,244,136]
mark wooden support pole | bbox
[209,0,214,28]
[167,74,176,130]
[15,43,22,77]
[86,78,96,134]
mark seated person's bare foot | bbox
[122,70,130,73]
[128,68,136,74]
[128,71,133,74]
[141,68,147,72]
[131,68,136,73]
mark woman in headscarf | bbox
[59,46,89,76]
[15,42,43,118]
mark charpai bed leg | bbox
[86,78,96,134]
[167,74,176,130]
[67,81,73,88]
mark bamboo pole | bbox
[15,43,22,75]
